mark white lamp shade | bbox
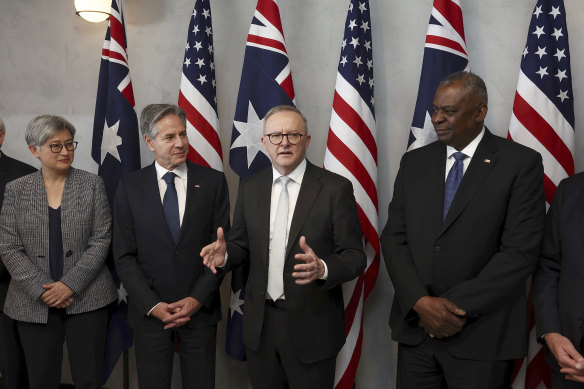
[74,0,112,23]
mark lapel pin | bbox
[194,184,200,188]
[484,159,491,163]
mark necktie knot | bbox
[163,172,177,186]
[452,152,467,162]
[279,176,290,188]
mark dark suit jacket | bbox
[113,161,230,331]
[223,161,366,364]
[0,153,36,310]
[533,172,584,371]
[381,129,545,361]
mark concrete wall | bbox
[1,0,583,387]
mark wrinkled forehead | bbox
[264,111,307,134]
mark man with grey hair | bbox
[0,116,36,389]
[113,104,229,388]
[201,105,366,389]
[381,71,545,388]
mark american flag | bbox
[178,0,223,171]
[408,0,469,151]
[323,0,378,387]
[508,0,574,387]
[226,0,296,361]
[91,0,140,382]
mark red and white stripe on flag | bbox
[178,0,223,171]
[324,0,379,387]
[508,0,574,387]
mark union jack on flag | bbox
[178,0,223,171]
[226,0,296,361]
[323,0,378,387]
[91,0,139,382]
[408,0,469,151]
[508,0,574,387]
[229,0,295,179]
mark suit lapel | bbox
[429,143,447,232]
[143,164,175,244]
[0,154,9,182]
[286,163,321,258]
[178,163,202,244]
[256,169,273,268]
[439,130,498,235]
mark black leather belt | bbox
[265,299,286,309]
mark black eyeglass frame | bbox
[45,141,78,153]
[264,133,305,145]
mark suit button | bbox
[434,246,441,253]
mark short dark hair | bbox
[140,104,187,139]
[439,71,488,105]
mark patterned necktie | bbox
[443,152,467,221]
[267,176,291,301]
[162,172,180,243]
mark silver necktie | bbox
[267,176,291,301]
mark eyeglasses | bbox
[44,142,78,153]
[265,133,305,145]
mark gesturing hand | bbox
[162,297,202,329]
[293,236,325,285]
[200,227,227,274]
[41,281,75,308]
[413,296,467,339]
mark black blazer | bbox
[533,172,584,371]
[381,129,545,361]
[113,161,230,331]
[223,161,366,364]
[0,153,36,310]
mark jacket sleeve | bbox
[113,178,160,316]
[189,173,230,308]
[381,154,429,312]
[0,182,52,299]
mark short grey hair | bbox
[263,105,308,134]
[25,115,76,147]
[140,104,187,139]
[0,117,5,134]
[439,71,488,105]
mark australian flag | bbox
[408,0,469,151]
[226,0,296,361]
[91,0,140,382]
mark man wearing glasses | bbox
[201,105,366,389]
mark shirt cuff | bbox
[319,260,328,280]
[216,252,228,269]
[147,302,161,316]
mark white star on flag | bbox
[229,289,244,318]
[101,119,122,163]
[408,111,436,151]
[231,101,268,168]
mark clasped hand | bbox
[151,297,202,330]
[413,296,467,339]
[41,281,74,308]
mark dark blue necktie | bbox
[443,152,467,221]
[162,172,180,243]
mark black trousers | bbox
[397,338,514,389]
[133,324,216,389]
[246,301,336,389]
[17,307,109,389]
[0,311,28,389]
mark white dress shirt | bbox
[444,127,485,181]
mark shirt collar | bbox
[272,159,307,185]
[155,161,188,181]
[446,126,485,159]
